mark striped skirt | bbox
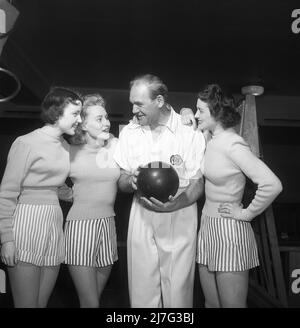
[64,217,118,267]
[13,203,64,266]
[196,214,259,271]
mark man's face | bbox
[129,84,160,127]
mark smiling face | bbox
[195,98,217,132]
[83,105,111,141]
[56,101,82,135]
[129,83,161,127]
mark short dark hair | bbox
[130,74,168,101]
[41,87,83,124]
[198,84,240,128]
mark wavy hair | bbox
[198,84,240,128]
[70,93,106,145]
[41,87,83,124]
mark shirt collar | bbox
[162,106,177,134]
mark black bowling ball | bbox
[137,161,179,203]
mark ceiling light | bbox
[241,85,264,96]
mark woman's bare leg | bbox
[198,264,221,308]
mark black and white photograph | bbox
[0,0,300,315]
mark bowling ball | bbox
[137,161,179,203]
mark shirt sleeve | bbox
[0,137,32,244]
[113,128,133,173]
[229,137,283,220]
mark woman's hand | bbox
[58,184,73,202]
[139,195,177,212]
[1,241,18,266]
[218,203,251,222]
[180,108,197,130]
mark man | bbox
[114,74,206,307]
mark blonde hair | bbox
[70,94,106,145]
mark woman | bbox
[180,84,282,307]
[0,87,83,307]
[60,94,119,308]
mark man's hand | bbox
[1,241,17,267]
[118,168,140,193]
[130,169,140,191]
[180,108,197,130]
[139,195,177,212]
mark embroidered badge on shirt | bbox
[170,154,183,166]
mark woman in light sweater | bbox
[180,84,282,307]
[60,94,120,308]
[0,87,83,307]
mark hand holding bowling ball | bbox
[128,169,139,191]
[136,161,179,203]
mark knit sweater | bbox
[65,137,120,220]
[202,129,282,220]
[0,128,70,244]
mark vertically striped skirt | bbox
[196,214,259,271]
[64,217,118,267]
[13,203,64,266]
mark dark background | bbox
[1,0,300,101]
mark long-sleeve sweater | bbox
[64,137,120,220]
[202,129,282,220]
[0,128,70,244]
